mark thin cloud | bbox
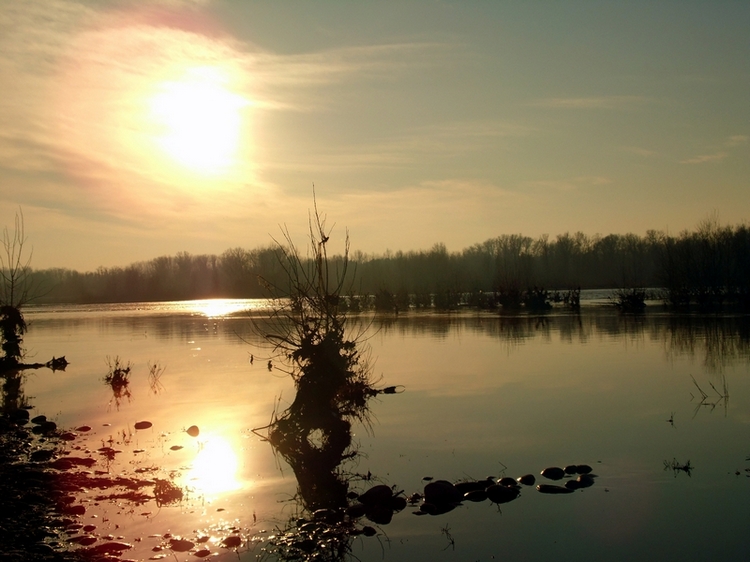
[531,95,649,110]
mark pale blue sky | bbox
[1,0,748,270]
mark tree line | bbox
[22,219,750,310]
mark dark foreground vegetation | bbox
[22,219,750,311]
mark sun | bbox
[149,66,247,176]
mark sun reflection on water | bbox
[185,435,242,495]
[179,298,272,318]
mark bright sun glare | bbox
[186,435,241,495]
[149,67,247,176]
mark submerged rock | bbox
[537,484,574,494]
[454,478,493,494]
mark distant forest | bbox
[24,220,750,309]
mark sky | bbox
[1,0,748,271]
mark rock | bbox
[517,474,536,486]
[576,474,596,488]
[169,538,195,552]
[540,467,565,480]
[389,495,407,512]
[424,480,462,504]
[463,489,488,502]
[486,484,520,504]
[498,477,519,487]
[358,484,393,505]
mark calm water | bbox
[11,299,750,561]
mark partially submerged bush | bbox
[255,200,379,512]
[611,288,647,312]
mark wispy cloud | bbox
[680,152,728,164]
[622,146,657,157]
[681,135,746,164]
[521,176,614,192]
[0,0,450,226]
[725,135,748,147]
[530,95,649,110]
[263,120,532,173]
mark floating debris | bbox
[169,445,183,451]
[134,421,153,430]
[186,425,200,437]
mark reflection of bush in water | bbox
[154,478,183,507]
[103,355,132,408]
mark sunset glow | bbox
[2,1,748,272]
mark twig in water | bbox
[441,524,455,551]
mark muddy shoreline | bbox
[0,412,84,562]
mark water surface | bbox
[13,300,750,561]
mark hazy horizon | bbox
[2,1,748,271]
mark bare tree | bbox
[0,209,34,308]
[0,209,34,367]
